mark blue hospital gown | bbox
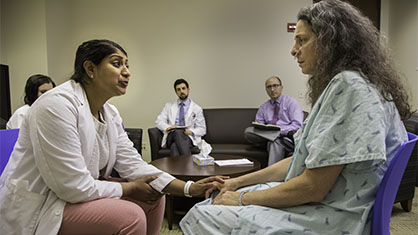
[180,71,408,235]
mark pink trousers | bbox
[57,196,165,235]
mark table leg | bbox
[166,194,174,230]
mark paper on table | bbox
[215,158,254,166]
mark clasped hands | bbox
[121,175,229,205]
[207,178,244,206]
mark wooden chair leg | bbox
[400,199,412,212]
[166,195,174,230]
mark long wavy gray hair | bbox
[298,0,413,119]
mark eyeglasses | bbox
[266,84,281,89]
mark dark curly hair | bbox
[24,74,55,106]
[298,0,414,120]
[70,39,127,85]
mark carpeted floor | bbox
[390,190,418,235]
[160,189,418,235]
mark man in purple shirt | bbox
[245,76,304,165]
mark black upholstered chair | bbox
[125,128,143,155]
[395,114,418,211]
[148,109,308,166]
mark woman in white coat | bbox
[6,74,55,129]
[0,39,224,235]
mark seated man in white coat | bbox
[156,78,206,156]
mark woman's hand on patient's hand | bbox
[189,176,229,198]
[206,178,239,199]
[121,176,163,204]
[213,191,241,206]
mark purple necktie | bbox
[179,102,185,126]
[271,101,279,125]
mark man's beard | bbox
[179,94,188,100]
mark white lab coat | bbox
[155,99,206,148]
[0,80,175,235]
[6,104,30,129]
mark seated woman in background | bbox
[0,39,225,235]
[180,0,414,234]
[6,74,55,129]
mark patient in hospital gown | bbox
[181,0,413,233]
[180,71,407,235]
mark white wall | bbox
[3,0,311,161]
[1,0,49,110]
[2,0,417,161]
[381,0,418,111]
[0,0,4,63]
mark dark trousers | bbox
[244,127,294,165]
[166,129,193,156]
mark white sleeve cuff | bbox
[149,173,176,193]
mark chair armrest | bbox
[148,127,164,161]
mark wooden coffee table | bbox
[151,153,260,230]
